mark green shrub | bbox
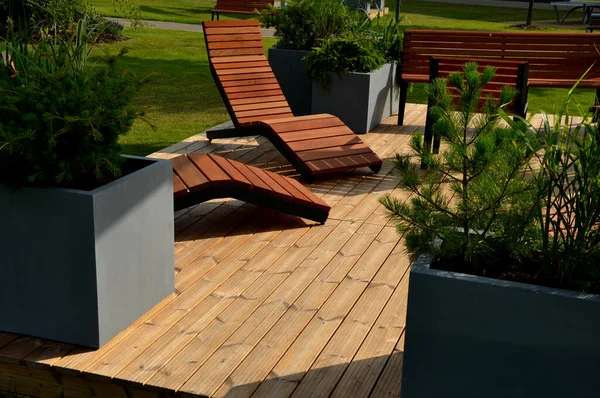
[0,20,142,189]
[381,61,600,294]
[380,63,539,271]
[258,0,356,51]
[305,34,387,93]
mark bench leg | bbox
[398,81,408,126]
[593,89,600,124]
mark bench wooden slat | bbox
[290,135,363,152]
[229,95,287,105]
[268,117,346,133]
[204,27,262,36]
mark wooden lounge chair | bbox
[202,20,383,181]
[171,153,330,224]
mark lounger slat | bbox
[208,41,264,50]
[206,33,263,43]
[290,135,363,152]
[210,48,265,57]
[298,144,373,162]
[287,178,331,209]
[224,84,282,94]
[227,89,284,99]
[233,162,273,193]
[204,20,259,28]
[230,96,287,105]
[267,117,345,133]
[246,166,292,199]
[214,61,271,71]
[172,155,209,192]
[216,67,272,76]
[236,106,293,118]
[208,155,253,187]
[232,101,290,111]
[277,126,351,143]
[204,27,262,36]
[221,72,275,82]
[211,55,266,64]
[187,153,231,185]
[173,174,189,198]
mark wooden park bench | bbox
[397,29,600,125]
[423,57,529,154]
[202,20,383,181]
[172,153,330,224]
[211,0,274,21]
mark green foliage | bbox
[305,33,387,93]
[500,86,600,292]
[0,19,142,188]
[258,0,355,51]
[380,63,539,271]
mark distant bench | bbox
[211,0,274,21]
[397,29,600,125]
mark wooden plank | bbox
[249,226,401,398]
[232,100,290,111]
[158,220,360,394]
[331,269,410,398]
[204,27,262,36]
[228,89,283,100]
[210,48,265,58]
[211,222,385,398]
[0,333,19,350]
[206,33,263,43]
[146,220,349,392]
[369,333,405,398]
[114,216,304,385]
[278,126,352,143]
[23,341,75,369]
[187,153,231,184]
[173,174,188,198]
[0,337,45,365]
[267,117,344,133]
[237,106,294,118]
[83,211,278,379]
[211,55,265,64]
[217,67,273,76]
[297,143,373,162]
[223,78,279,88]
[172,155,209,191]
[203,20,260,28]
[289,135,363,152]
[291,239,408,398]
[229,95,286,105]
[208,41,264,50]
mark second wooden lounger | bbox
[172,153,330,224]
[202,20,383,182]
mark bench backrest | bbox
[214,0,274,12]
[402,29,600,84]
[203,20,293,126]
[429,57,528,114]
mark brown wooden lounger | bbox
[202,20,383,181]
[171,153,330,224]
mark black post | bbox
[395,0,401,21]
[423,57,439,155]
[514,62,529,121]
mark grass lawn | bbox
[95,29,276,155]
[93,1,595,156]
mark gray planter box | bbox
[402,254,600,398]
[0,156,175,348]
[311,62,399,134]
[268,48,312,116]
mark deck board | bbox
[2,103,568,398]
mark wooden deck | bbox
[0,104,566,398]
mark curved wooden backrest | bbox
[203,20,294,125]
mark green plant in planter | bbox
[258,0,356,51]
[0,19,143,189]
[501,90,600,292]
[381,61,600,294]
[305,17,402,93]
[379,62,540,273]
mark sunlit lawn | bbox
[94,1,594,156]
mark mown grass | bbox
[95,29,276,155]
[93,0,595,155]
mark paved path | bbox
[108,17,277,37]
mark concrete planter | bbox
[0,156,175,348]
[402,254,600,398]
[311,62,399,134]
[268,47,312,116]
